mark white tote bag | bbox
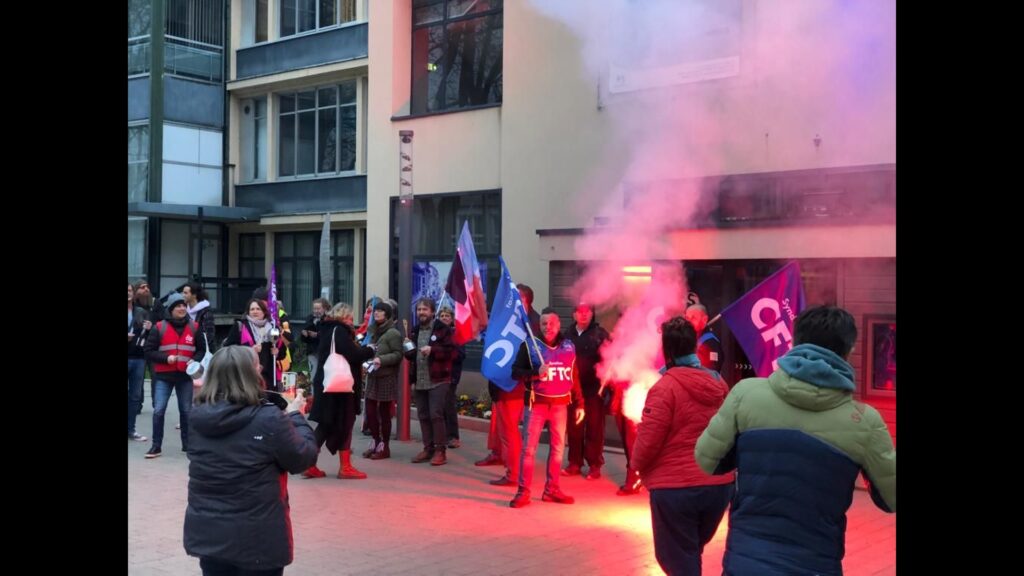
[321,327,355,393]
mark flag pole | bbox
[516,299,545,362]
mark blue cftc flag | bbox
[481,257,537,391]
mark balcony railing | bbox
[127,35,223,82]
[128,35,150,76]
[164,35,223,83]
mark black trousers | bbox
[567,394,606,469]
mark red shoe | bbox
[302,466,326,479]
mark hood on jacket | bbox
[190,401,263,437]
[187,299,210,321]
[777,344,855,391]
[768,344,856,412]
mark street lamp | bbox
[397,130,414,441]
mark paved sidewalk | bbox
[129,401,895,575]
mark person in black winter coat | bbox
[184,345,317,576]
[300,298,330,383]
[304,303,375,479]
[564,302,611,479]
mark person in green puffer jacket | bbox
[695,306,896,576]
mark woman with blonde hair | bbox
[184,345,318,575]
[303,303,376,479]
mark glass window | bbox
[280,0,359,38]
[275,230,355,318]
[128,218,148,277]
[128,125,149,202]
[278,80,358,177]
[390,191,501,305]
[239,233,266,280]
[412,0,503,114]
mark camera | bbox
[362,360,378,374]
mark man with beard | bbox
[403,297,456,466]
[509,308,585,508]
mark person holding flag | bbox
[225,298,287,394]
[444,221,489,345]
[479,260,534,486]
[508,308,585,508]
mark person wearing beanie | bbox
[358,300,404,461]
[143,292,206,459]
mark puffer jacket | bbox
[695,344,896,576]
[184,401,317,570]
[370,319,404,377]
[630,364,734,490]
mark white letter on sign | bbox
[484,341,514,368]
[751,298,781,329]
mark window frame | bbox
[277,80,359,179]
[410,0,504,114]
[279,0,360,39]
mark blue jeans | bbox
[152,379,193,450]
[517,402,567,495]
[127,359,146,435]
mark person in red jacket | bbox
[631,316,734,576]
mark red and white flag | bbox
[444,221,489,344]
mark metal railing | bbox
[164,35,223,82]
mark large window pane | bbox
[412,1,503,114]
[279,115,295,176]
[239,233,266,281]
[281,0,346,38]
[255,98,267,180]
[298,0,316,33]
[128,126,149,202]
[339,106,356,172]
[391,191,501,308]
[331,230,355,307]
[341,0,357,23]
[256,0,268,42]
[297,111,316,175]
[448,0,499,18]
[275,232,320,320]
[128,0,151,37]
[339,81,356,105]
[414,0,443,25]
[278,80,360,177]
[128,218,148,277]
[318,108,337,173]
[319,0,336,29]
[318,86,336,107]
[281,0,297,36]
